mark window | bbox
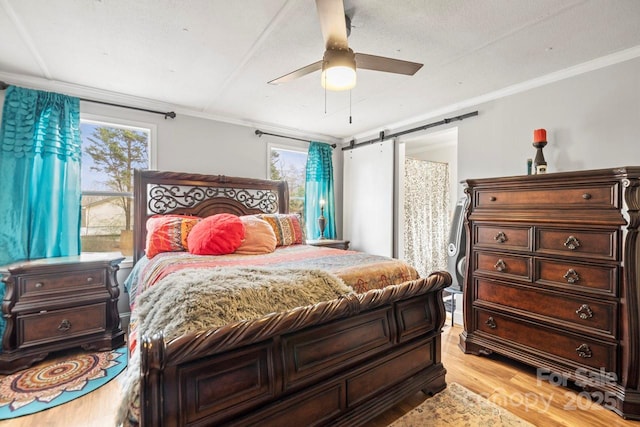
[268,145,307,215]
[80,117,152,256]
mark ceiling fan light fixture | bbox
[321,48,356,91]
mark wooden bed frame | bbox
[131,169,451,426]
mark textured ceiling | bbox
[1,0,640,142]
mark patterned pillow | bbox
[235,216,277,254]
[145,215,201,258]
[255,213,304,246]
[187,213,246,255]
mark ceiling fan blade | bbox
[315,0,348,50]
[268,60,323,85]
[355,53,423,75]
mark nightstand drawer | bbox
[18,303,107,348]
[535,228,617,261]
[20,269,105,298]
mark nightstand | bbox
[306,239,350,250]
[0,254,126,373]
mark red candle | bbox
[533,128,547,143]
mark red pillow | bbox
[145,215,201,258]
[187,213,246,255]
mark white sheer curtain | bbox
[403,158,450,277]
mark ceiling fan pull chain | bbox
[324,74,327,114]
[349,89,352,124]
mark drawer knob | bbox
[494,259,507,272]
[87,277,93,283]
[576,343,592,358]
[576,304,593,320]
[564,236,581,250]
[582,193,592,200]
[494,232,507,243]
[489,196,497,202]
[35,282,44,289]
[485,317,497,329]
[57,319,72,332]
[563,269,580,284]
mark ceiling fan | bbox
[268,0,423,91]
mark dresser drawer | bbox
[17,303,107,348]
[19,269,106,299]
[474,225,531,251]
[535,259,618,296]
[474,309,616,372]
[474,279,617,339]
[475,184,617,210]
[535,228,617,261]
[473,251,531,281]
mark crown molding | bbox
[346,45,640,143]
[3,44,638,147]
[0,71,340,145]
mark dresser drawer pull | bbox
[494,259,507,272]
[582,193,592,200]
[494,232,507,243]
[35,282,44,289]
[489,196,497,202]
[87,276,93,283]
[564,236,581,250]
[485,317,497,329]
[563,269,580,284]
[57,319,72,332]
[576,344,592,358]
[576,304,593,320]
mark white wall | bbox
[360,57,640,200]
[453,57,640,196]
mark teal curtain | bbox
[304,142,336,240]
[0,86,82,266]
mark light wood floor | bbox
[2,321,639,427]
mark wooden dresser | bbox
[459,167,640,419]
[0,254,126,373]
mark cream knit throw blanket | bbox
[118,266,353,426]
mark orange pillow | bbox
[236,216,277,254]
[255,213,305,246]
[187,213,246,255]
[145,215,201,258]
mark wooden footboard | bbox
[139,271,451,426]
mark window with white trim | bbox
[268,144,307,216]
[80,117,153,256]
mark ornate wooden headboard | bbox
[133,169,289,263]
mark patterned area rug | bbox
[0,347,127,419]
[390,382,534,427]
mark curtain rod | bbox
[255,129,337,148]
[0,81,176,119]
[341,110,479,151]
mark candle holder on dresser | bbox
[532,128,548,174]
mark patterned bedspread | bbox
[126,244,419,307]
[119,246,420,426]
